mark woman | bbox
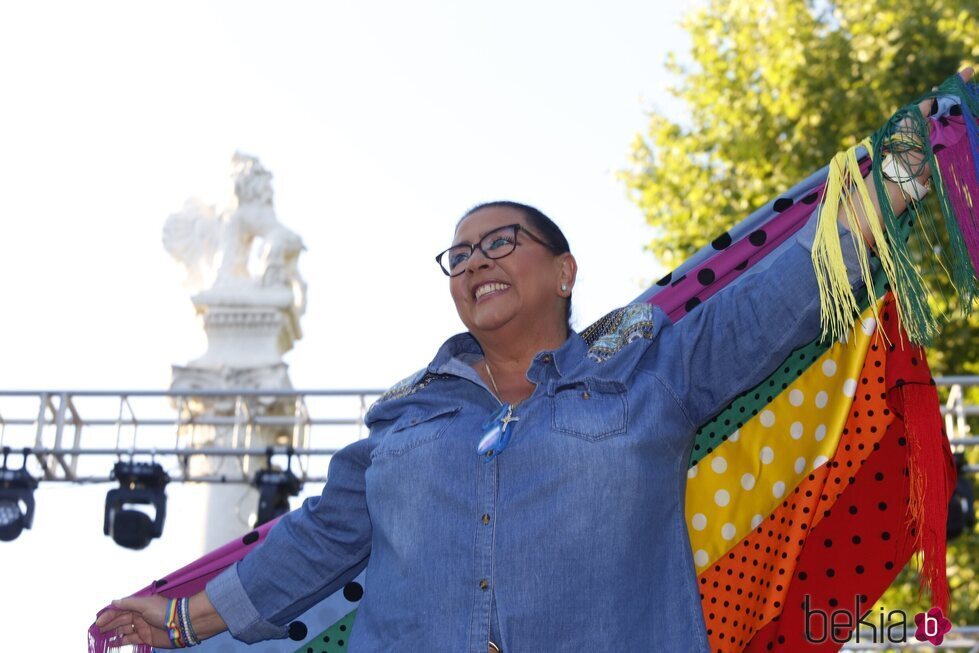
[96,69,973,652]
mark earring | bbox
[561,284,568,292]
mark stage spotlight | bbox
[103,461,170,550]
[253,448,302,526]
[0,447,38,542]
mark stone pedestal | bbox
[171,299,300,552]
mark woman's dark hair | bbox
[458,200,573,331]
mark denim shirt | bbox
[206,215,862,652]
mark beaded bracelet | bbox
[179,596,200,646]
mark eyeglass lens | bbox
[441,225,519,276]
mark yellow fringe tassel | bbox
[812,138,905,344]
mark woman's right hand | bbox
[95,594,175,649]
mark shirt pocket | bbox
[370,405,462,459]
[550,378,628,441]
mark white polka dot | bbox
[772,481,786,498]
[687,465,698,479]
[813,455,829,468]
[822,359,838,377]
[694,550,709,567]
[861,317,877,335]
[790,422,804,439]
[794,457,806,474]
[711,456,728,474]
[815,391,828,408]
[789,389,805,406]
[842,378,858,397]
[815,424,827,441]
[750,514,764,529]
[729,429,740,442]
[760,447,775,464]
[721,523,737,541]
[741,473,756,490]
[691,513,707,531]
[714,489,730,507]
[760,410,776,427]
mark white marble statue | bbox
[165,154,309,547]
[163,152,307,315]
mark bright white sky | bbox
[0,1,698,650]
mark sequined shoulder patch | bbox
[374,369,452,405]
[580,303,656,363]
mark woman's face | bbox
[448,206,572,338]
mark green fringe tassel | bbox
[816,73,979,347]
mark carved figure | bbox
[162,153,306,314]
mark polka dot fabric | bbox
[693,298,955,653]
[686,304,880,570]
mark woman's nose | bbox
[465,248,493,273]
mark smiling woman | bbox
[92,71,978,653]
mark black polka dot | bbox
[154,578,168,588]
[932,144,946,154]
[773,197,793,212]
[288,621,308,641]
[712,232,732,250]
[802,192,819,205]
[671,274,687,287]
[656,272,672,286]
[748,230,767,246]
[685,297,702,312]
[735,259,749,271]
[928,100,938,116]
[697,268,716,285]
[949,104,962,116]
[242,531,260,545]
[343,581,364,602]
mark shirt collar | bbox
[427,330,587,379]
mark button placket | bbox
[469,442,498,652]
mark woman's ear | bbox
[558,253,577,296]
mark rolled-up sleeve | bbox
[639,213,868,428]
[205,436,374,643]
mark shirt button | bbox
[581,391,591,400]
[479,579,489,591]
[481,514,491,525]
[541,354,552,363]
[485,449,494,458]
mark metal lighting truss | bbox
[0,379,976,485]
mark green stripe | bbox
[294,609,357,653]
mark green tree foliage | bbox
[621,0,979,626]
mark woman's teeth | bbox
[475,282,510,300]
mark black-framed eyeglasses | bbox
[434,224,554,277]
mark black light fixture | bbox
[0,447,38,542]
[103,461,169,550]
[253,447,302,527]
